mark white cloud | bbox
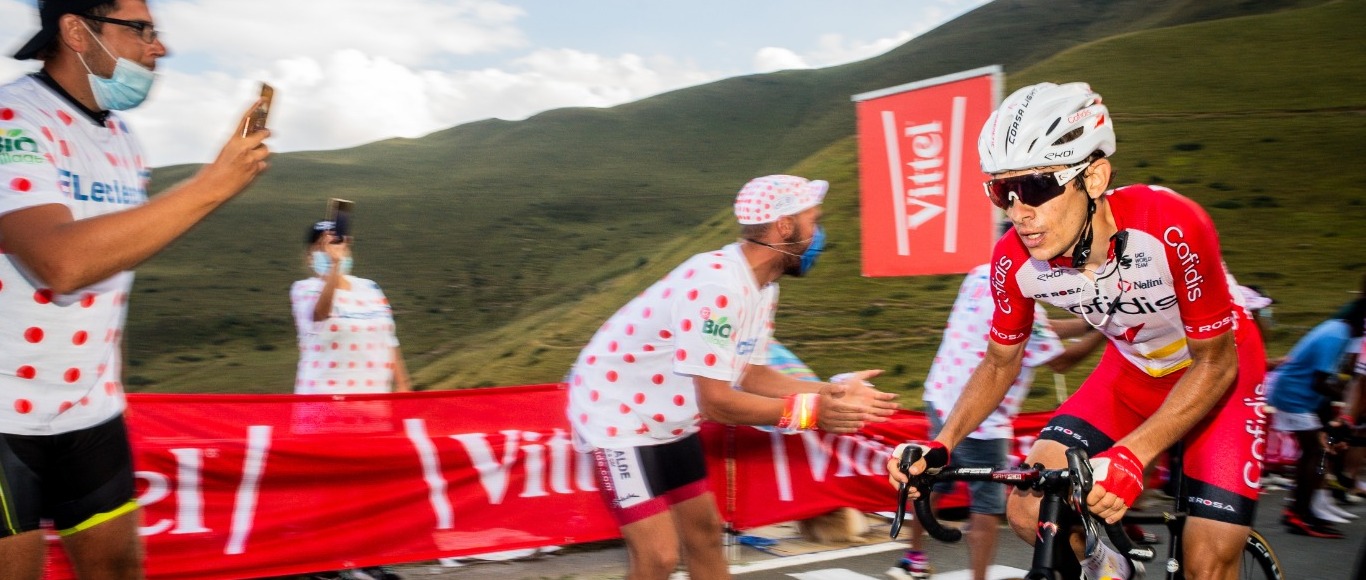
[1,0,975,167]
[753,47,809,73]
[157,0,527,68]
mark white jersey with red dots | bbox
[923,264,1065,440]
[0,76,147,435]
[567,243,777,450]
[988,184,1246,378]
[291,276,401,394]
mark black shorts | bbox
[592,433,710,526]
[1,415,138,537]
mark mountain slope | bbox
[128,0,1343,393]
[419,0,1366,403]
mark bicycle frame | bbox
[892,445,1282,580]
[892,447,1153,580]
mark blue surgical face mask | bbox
[796,225,826,277]
[78,22,155,111]
[311,252,353,277]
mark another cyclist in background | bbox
[889,82,1267,580]
[896,260,1104,580]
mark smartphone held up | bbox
[243,83,274,137]
[325,198,354,244]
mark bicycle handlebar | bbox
[890,444,1155,563]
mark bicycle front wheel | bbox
[1241,529,1283,580]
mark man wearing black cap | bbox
[1,1,270,577]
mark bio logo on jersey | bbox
[0,129,43,165]
[699,309,733,348]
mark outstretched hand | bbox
[816,370,898,433]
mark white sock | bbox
[1083,542,1133,580]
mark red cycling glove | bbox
[1090,445,1144,507]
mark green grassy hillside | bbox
[418,0,1366,411]
[125,0,1353,396]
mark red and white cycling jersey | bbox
[989,184,1246,377]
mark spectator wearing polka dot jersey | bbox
[0,1,270,577]
[566,174,899,580]
[291,222,410,395]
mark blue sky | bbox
[2,0,989,166]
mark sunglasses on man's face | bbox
[983,162,1090,210]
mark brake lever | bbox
[1066,448,1103,558]
[890,445,921,539]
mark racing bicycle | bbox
[890,445,1283,580]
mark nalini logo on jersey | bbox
[57,168,147,205]
[1117,279,1164,292]
[0,129,42,165]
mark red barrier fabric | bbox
[43,386,1059,579]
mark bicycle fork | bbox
[1030,490,1083,580]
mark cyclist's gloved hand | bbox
[1089,445,1144,507]
[892,441,950,474]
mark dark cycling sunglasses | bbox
[983,162,1090,210]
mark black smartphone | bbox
[325,198,353,243]
[243,83,274,137]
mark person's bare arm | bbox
[0,105,268,294]
[934,338,1027,449]
[1049,316,1096,340]
[392,347,412,392]
[736,363,823,397]
[1044,329,1106,373]
[697,370,897,433]
[311,239,348,322]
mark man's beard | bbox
[782,229,808,277]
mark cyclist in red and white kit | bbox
[889,82,1266,580]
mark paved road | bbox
[389,489,1365,579]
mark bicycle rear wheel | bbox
[1241,529,1283,580]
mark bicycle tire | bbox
[1240,529,1283,580]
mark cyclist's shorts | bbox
[1039,324,1267,526]
[591,432,709,526]
[1,414,139,538]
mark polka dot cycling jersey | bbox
[923,264,1064,440]
[567,243,777,450]
[988,185,1248,378]
[0,76,148,435]
[291,276,401,395]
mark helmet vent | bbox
[1052,127,1084,147]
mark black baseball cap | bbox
[13,0,113,60]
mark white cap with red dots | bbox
[733,175,828,225]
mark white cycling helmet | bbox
[978,82,1116,173]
